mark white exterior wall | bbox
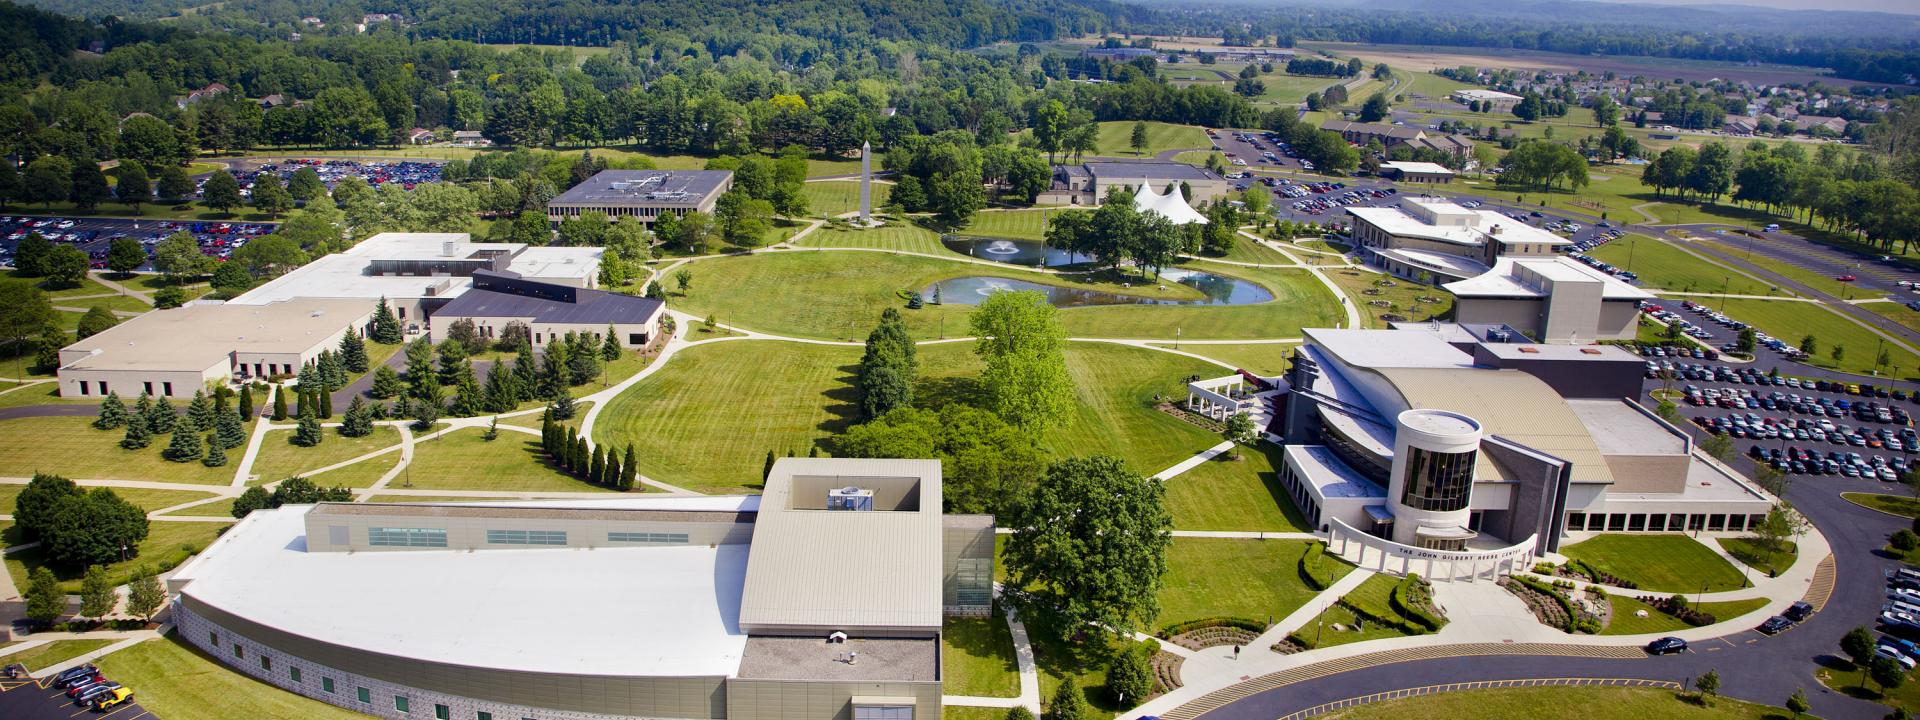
[1385,409,1482,547]
[59,364,226,400]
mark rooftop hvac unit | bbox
[827,486,874,512]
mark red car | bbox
[1837,274,1857,281]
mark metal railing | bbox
[1273,677,1683,720]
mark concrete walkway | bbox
[943,591,1043,713]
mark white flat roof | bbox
[1374,247,1491,278]
[1566,399,1687,456]
[175,507,749,677]
[1454,89,1523,101]
[1284,444,1386,499]
[62,299,373,371]
[1303,327,1476,370]
[509,246,602,280]
[1444,257,1656,300]
[1381,161,1454,175]
[230,233,602,305]
[230,251,475,305]
[423,495,762,512]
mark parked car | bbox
[1783,600,1815,622]
[74,681,120,706]
[89,685,133,711]
[1645,636,1688,655]
[51,665,99,688]
[1879,645,1919,670]
[1758,615,1794,635]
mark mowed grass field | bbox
[964,209,1055,240]
[797,224,954,255]
[1158,538,1340,630]
[1163,443,1311,532]
[1716,297,1920,379]
[1148,342,1293,375]
[1326,268,1451,328]
[1559,534,1748,594]
[1017,121,1209,158]
[0,417,233,484]
[247,426,403,486]
[7,519,227,593]
[1600,594,1768,636]
[400,428,617,493]
[594,340,1224,492]
[1583,235,1783,297]
[668,250,1342,341]
[0,483,219,515]
[98,635,374,720]
[942,608,1021,698]
[799,181,891,218]
[1320,685,1795,720]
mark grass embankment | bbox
[942,607,1021,698]
[97,635,373,720]
[399,428,617,493]
[1583,235,1782,297]
[246,426,403,486]
[1321,685,1800,720]
[1560,534,1749,594]
[1163,444,1311,533]
[7,520,226,594]
[1715,297,1919,379]
[1157,538,1341,630]
[1600,594,1769,636]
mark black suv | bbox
[1784,601,1815,622]
[1759,616,1794,635]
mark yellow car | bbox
[90,686,132,711]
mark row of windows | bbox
[1399,447,1476,513]
[606,532,689,544]
[1567,512,1766,534]
[486,529,567,546]
[368,527,449,548]
[211,629,536,720]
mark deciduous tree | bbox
[1004,455,1172,641]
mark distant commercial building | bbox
[231,233,603,332]
[57,299,375,398]
[1346,196,1569,280]
[547,170,734,226]
[1376,161,1454,184]
[1319,120,1475,159]
[1449,89,1524,112]
[1277,326,1772,573]
[1080,47,1164,62]
[167,458,992,720]
[1444,256,1655,343]
[1037,161,1228,207]
[430,270,668,350]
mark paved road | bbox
[1669,230,1920,354]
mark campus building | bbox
[167,458,993,720]
[1318,121,1476,159]
[1344,197,1651,343]
[1375,161,1454,185]
[56,299,375,398]
[1037,160,1228,207]
[546,170,734,226]
[231,233,604,332]
[430,270,668,350]
[1275,326,1772,576]
[1449,89,1524,112]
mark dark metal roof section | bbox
[433,270,665,325]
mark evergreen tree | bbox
[551,392,576,420]
[568,334,601,385]
[295,388,308,419]
[482,417,499,441]
[540,408,555,454]
[605,451,621,490]
[564,427,581,472]
[602,325,622,362]
[764,449,777,479]
[238,384,255,421]
[340,396,374,437]
[78,565,115,620]
[187,389,216,432]
[272,383,289,420]
[590,444,607,486]
[482,360,518,413]
[405,337,438,400]
[120,411,153,450]
[413,393,441,429]
[543,337,571,397]
[622,446,638,490]
[370,296,403,344]
[214,408,247,449]
[1046,679,1090,720]
[202,436,229,467]
[292,404,324,447]
[162,426,205,462]
[317,349,347,390]
[513,343,540,396]
[148,395,177,433]
[369,364,404,399]
[93,392,129,430]
[449,372,482,417]
[339,331,370,373]
[319,387,333,418]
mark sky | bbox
[1589,0,1920,14]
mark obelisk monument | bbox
[858,140,872,225]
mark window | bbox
[322,677,334,693]
[98,381,108,395]
[368,527,448,548]
[209,631,219,647]
[1398,447,1475,512]
[607,532,688,544]
[357,687,371,704]
[290,667,301,683]
[234,645,244,659]
[854,705,915,720]
[163,382,173,395]
[436,704,451,719]
[78,382,89,396]
[260,655,272,671]
[396,696,410,713]
[144,382,154,395]
[478,713,492,720]
[629,333,645,345]
[486,529,567,545]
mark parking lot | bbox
[225,158,443,198]
[2,216,278,271]
[0,669,149,720]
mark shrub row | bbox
[1159,616,1266,638]
[1569,559,1638,589]
[1390,574,1447,632]
[1300,542,1336,590]
[1643,594,1719,627]
[1513,575,1583,633]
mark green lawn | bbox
[1715,297,1919,379]
[1819,661,1920,715]
[1092,121,1210,157]
[1584,235,1783,297]
[1600,594,1770,636]
[799,181,890,218]
[1147,342,1293,375]
[0,417,233,484]
[1400,71,1476,99]
[1717,538,1798,576]
[6,519,226,594]
[1322,685,1797,720]
[247,426,403,486]
[1843,492,1920,518]
[1696,237,1882,300]
[796,223,955,255]
[1862,300,1920,334]
[7,639,115,671]
[944,707,1014,720]
[1560,534,1749,594]
[1035,342,1226,476]
[964,209,1054,241]
[1293,574,1425,649]
[943,606,1021,698]
[1158,538,1342,630]
[669,249,1341,342]
[396,427,616,493]
[97,634,374,720]
[0,484,219,515]
[1326,268,1452,328]
[1163,444,1312,533]
[1200,235,1298,265]
[1253,74,1345,104]
[50,293,153,315]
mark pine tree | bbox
[295,388,309,419]
[339,331,370,373]
[272,383,288,420]
[93,392,128,430]
[568,428,584,473]
[569,334,601,386]
[413,394,440,429]
[317,349,347,390]
[482,360,517,413]
[133,392,153,426]
[25,566,62,626]
[202,437,228,467]
[483,417,500,441]
[319,387,333,418]
[163,426,204,462]
[406,337,438,401]
[340,396,374,437]
[1046,679,1090,720]
[551,391,576,420]
[622,446,638,490]
[513,342,540,391]
[605,452,621,490]
[369,365,403,399]
[238,384,255,421]
[590,444,607,486]
[214,408,247,449]
[293,404,323,447]
[120,411,153,449]
[764,449,777,479]
[187,389,216,431]
[371,296,403,344]
[79,565,115,621]
[148,395,177,433]
[449,373,482,417]
[540,409,556,454]
[543,337,571,398]
[601,324,622,362]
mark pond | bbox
[926,269,1274,308]
[941,235,1087,267]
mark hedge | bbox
[1300,542,1336,590]
[1390,574,1446,632]
[1159,616,1266,637]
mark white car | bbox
[1879,645,1919,670]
